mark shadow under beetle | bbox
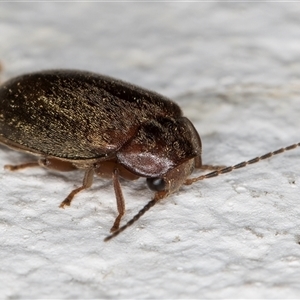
[0,70,299,241]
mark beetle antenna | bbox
[185,142,300,185]
[104,198,158,242]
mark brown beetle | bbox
[0,69,299,241]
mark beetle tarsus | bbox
[59,193,76,208]
[110,215,122,232]
[104,198,158,241]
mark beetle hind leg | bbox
[4,157,79,172]
[59,168,94,208]
[4,161,40,171]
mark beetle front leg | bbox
[194,155,226,171]
[199,164,227,171]
[110,168,126,232]
[59,168,94,208]
[184,158,226,185]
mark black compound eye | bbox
[147,177,166,192]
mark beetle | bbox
[0,69,299,241]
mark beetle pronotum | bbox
[0,69,298,241]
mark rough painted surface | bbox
[0,3,300,299]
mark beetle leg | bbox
[110,168,125,232]
[59,168,94,208]
[4,161,40,171]
[200,164,227,171]
[4,157,78,172]
[38,158,77,172]
[104,192,166,241]
[184,163,227,185]
[195,157,226,170]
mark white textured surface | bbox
[0,3,300,299]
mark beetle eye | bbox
[146,177,166,192]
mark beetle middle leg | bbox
[59,168,94,208]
